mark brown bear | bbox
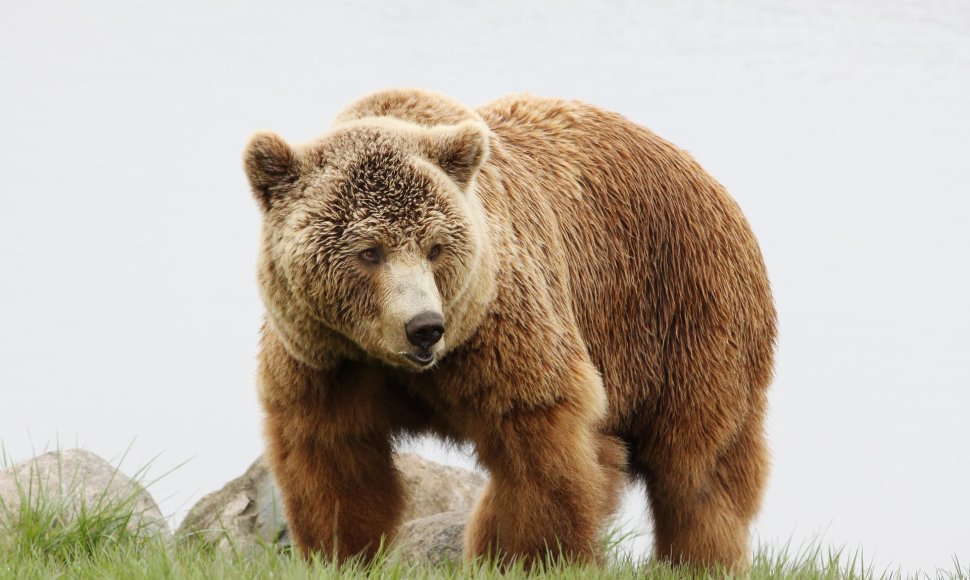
[243,89,776,570]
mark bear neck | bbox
[443,227,498,355]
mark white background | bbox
[1,0,967,572]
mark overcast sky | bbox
[1,0,967,572]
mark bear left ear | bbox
[420,121,490,190]
[243,131,298,212]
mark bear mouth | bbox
[403,350,435,367]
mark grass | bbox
[1,452,967,579]
[1,535,966,580]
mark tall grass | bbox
[0,445,167,563]
[1,450,966,579]
[2,536,966,580]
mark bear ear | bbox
[420,121,490,190]
[243,131,298,212]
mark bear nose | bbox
[405,312,445,349]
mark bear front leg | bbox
[257,343,408,563]
[264,403,404,562]
[464,400,624,567]
[267,404,404,562]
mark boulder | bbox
[0,449,170,540]
[175,455,284,553]
[393,509,469,564]
[396,454,485,522]
[176,452,485,553]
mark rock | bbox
[0,449,170,540]
[393,509,469,564]
[176,453,485,553]
[175,456,285,553]
[397,454,485,522]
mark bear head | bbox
[244,116,493,372]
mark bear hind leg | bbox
[643,416,768,572]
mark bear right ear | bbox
[243,132,297,212]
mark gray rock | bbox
[0,449,170,540]
[175,456,284,553]
[397,454,485,522]
[176,453,484,553]
[393,509,469,564]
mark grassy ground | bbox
[2,533,967,580]
[1,453,966,579]
[2,507,965,580]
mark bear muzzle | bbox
[402,311,444,367]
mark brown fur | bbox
[244,89,776,570]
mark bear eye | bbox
[428,244,442,261]
[359,248,382,264]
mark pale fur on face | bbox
[360,245,444,363]
[244,115,492,371]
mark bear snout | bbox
[404,311,445,350]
